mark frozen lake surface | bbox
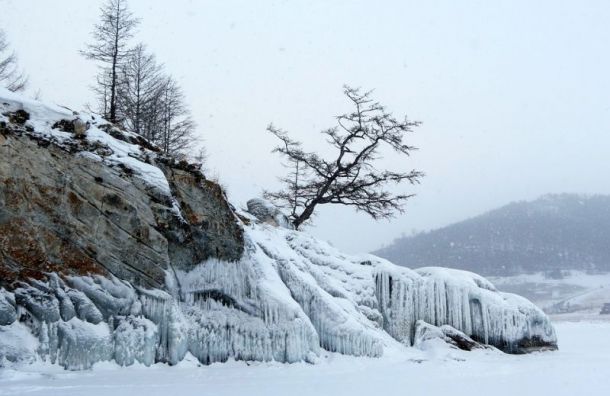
[1,321,609,396]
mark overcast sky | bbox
[2,0,609,253]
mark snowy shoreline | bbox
[0,321,607,396]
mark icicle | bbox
[374,266,557,353]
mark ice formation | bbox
[413,320,491,351]
[0,88,557,369]
[374,266,557,352]
[0,222,557,368]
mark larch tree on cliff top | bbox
[82,0,139,124]
[0,29,28,92]
[264,86,424,229]
[82,2,198,157]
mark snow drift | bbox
[0,88,556,369]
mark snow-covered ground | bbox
[1,320,608,396]
[489,271,610,316]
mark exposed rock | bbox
[0,123,243,289]
[246,198,292,229]
[414,320,489,351]
[5,109,29,125]
[160,166,244,270]
[52,118,89,138]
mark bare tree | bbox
[82,0,139,123]
[156,76,198,156]
[191,147,208,168]
[112,43,198,157]
[117,43,163,138]
[0,29,28,92]
[264,86,423,229]
[81,1,198,157]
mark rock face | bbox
[246,198,292,229]
[0,95,242,289]
[0,88,557,369]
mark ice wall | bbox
[174,239,320,364]
[0,220,558,369]
[374,266,557,352]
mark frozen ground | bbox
[490,271,610,314]
[1,321,608,396]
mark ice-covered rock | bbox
[56,319,113,370]
[246,198,293,229]
[14,286,61,323]
[374,266,557,353]
[0,88,557,369]
[176,245,320,363]
[138,289,188,365]
[55,287,76,322]
[0,222,557,368]
[66,276,142,320]
[113,316,158,367]
[0,322,39,365]
[66,289,104,324]
[0,289,17,325]
[413,320,489,351]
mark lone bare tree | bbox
[82,0,139,123]
[0,29,28,92]
[264,86,423,229]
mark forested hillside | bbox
[375,194,610,276]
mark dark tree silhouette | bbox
[117,43,163,138]
[156,76,198,156]
[265,86,423,229]
[0,29,28,92]
[82,0,139,123]
[79,1,199,157]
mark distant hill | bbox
[374,194,610,276]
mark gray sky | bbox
[2,0,610,253]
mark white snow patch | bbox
[1,87,173,199]
[0,321,606,396]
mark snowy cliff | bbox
[0,88,556,369]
